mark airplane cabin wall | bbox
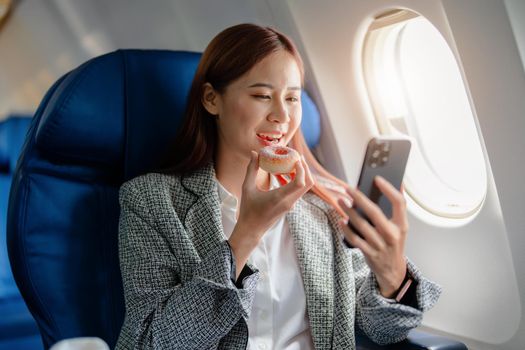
[440,1,525,348]
[505,0,525,73]
[0,1,88,118]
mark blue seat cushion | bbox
[1,178,39,345]
[0,117,32,174]
[0,175,17,300]
[0,116,40,347]
[0,334,42,350]
[0,296,40,340]
[301,91,321,148]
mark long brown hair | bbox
[167,23,350,218]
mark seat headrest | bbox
[301,92,321,148]
[34,50,201,180]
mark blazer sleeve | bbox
[351,249,442,345]
[116,181,259,350]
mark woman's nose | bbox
[268,99,290,123]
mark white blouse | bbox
[216,175,314,350]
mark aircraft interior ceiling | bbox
[1,0,525,349]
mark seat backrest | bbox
[0,116,32,299]
[7,49,322,349]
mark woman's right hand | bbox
[228,150,314,278]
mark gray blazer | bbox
[115,163,441,350]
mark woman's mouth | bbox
[257,133,283,145]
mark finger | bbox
[295,156,315,195]
[275,159,308,204]
[267,162,302,212]
[335,197,350,231]
[301,155,315,189]
[338,218,375,257]
[346,186,391,235]
[374,176,409,231]
[338,198,379,247]
[242,151,259,191]
[337,197,352,214]
[344,205,386,250]
[291,158,306,189]
[274,156,316,204]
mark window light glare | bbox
[371,24,407,123]
[399,18,486,197]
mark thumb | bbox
[242,151,259,190]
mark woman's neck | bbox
[215,150,270,201]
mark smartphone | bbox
[346,136,412,245]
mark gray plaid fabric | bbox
[116,163,441,350]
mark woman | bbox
[116,23,441,350]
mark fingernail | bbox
[343,198,352,208]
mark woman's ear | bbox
[202,83,220,116]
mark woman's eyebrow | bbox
[247,82,301,91]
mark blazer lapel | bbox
[287,197,335,350]
[181,163,225,259]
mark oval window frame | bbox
[362,8,488,221]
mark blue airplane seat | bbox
[7,49,465,350]
[0,115,43,350]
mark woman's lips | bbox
[256,133,282,146]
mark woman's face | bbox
[205,50,303,162]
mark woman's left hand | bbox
[338,176,408,298]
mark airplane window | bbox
[363,9,487,221]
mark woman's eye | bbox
[254,94,271,100]
[287,96,299,102]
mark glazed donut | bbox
[259,146,301,174]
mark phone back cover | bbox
[357,139,411,218]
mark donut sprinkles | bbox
[259,146,300,174]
